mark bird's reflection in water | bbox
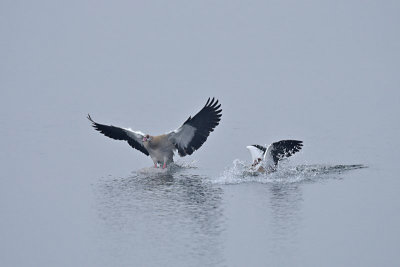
[269,183,303,239]
[259,182,303,265]
[264,164,366,263]
[94,169,225,266]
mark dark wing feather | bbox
[270,140,303,165]
[169,98,222,156]
[87,114,149,156]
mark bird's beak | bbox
[143,137,147,142]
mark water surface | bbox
[1,1,400,266]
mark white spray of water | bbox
[137,160,198,175]
[215,159,366,185]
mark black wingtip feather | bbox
[252,144,267,154]
[87,114,94,123]
[87,114,149,156]
[176,97,222,156]
[270,140,304,165]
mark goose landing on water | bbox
[88,98,222,169]
[246,140,303,173]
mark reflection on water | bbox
[92,162,367,266]
[93,166,225,266]
[217,161,367,265]
[268,182,303,264]
[269,183,303,238]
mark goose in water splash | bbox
[247,140,303,173]
[88,98,222,168]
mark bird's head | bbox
[252,158,262,167]
[143,134,152,142]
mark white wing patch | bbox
[124,128,145,142]
[169,124,196,149]
[263,144,275,168]
[247,144,275,170]
[246,146,264,162]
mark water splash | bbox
[173,159,198,169]
[136,160,198,176]
[215,159,367,185]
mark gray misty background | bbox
[1,1,399,267]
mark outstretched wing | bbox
[168,98,222,156]
[87,114,149,156]
[246,145,266,162]
[266,140,303,165]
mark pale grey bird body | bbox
[142,134,175,166]
[88,98,222,168]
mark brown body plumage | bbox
[88,98,222,169]
[142,134,175,167]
